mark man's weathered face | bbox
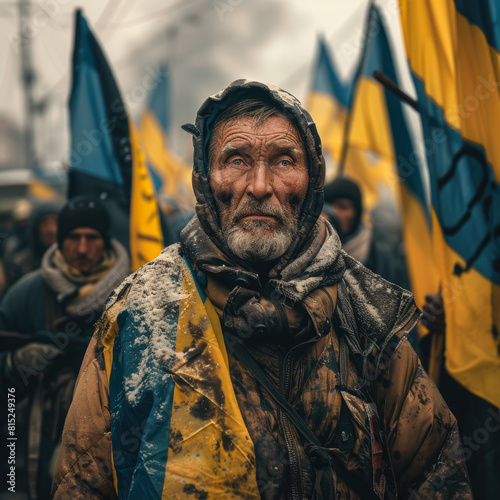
[61,227,105,273]
[209,114,309,262]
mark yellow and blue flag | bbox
[139,66,194,210]
[307,37,352,181]
[102,252,259,498]
[340,4,406,213]
[352,5,440,325]
[399,0,500,407]
[68,9,164,270]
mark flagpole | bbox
[18,0,37,170]
[337,0,375,176]
[372,70,418,111]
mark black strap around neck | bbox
[225,335,379,500]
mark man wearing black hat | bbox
[0,196,129,500]
[324,177,409,288]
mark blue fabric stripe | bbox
[366,6,429,216]
[454,0,500,54]
[412,73,500,284]
[109,289,179,498]
[311,37,352,108]
[69,11,125,186]
[148,65,170,136]
[356,5,430,220]
[147,161,164,193]
[183,255,207,301]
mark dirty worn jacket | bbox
[52,233,471,499]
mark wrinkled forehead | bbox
[201,91,309,171]
[211,114,304,156]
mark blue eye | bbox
[231,159,243,165]
[279,159,291,166]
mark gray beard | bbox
[226,222,296,263]
[216,196,302,263]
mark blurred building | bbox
[0,117,30,227]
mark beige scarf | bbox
[41,240,130,316]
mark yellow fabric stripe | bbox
[204,296,229,368]
[139,110,195,209]
[101,320,119,494]
[163,268,259,499]
[431,209,500,407]
[343,77,401,211]
[306,91,348,181]
[400,184,440,314]
[399,0,500,183]
[28,180,61,201]
[399,0,500,406]
[399,184,439,346]
[129,118,165,271]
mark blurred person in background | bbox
[3,201,61,290]
[324,176,409,289]
[0,196,130,500]
[1,199,33,261]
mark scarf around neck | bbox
[41,239,130,316]
[180,215,419,352]
[342,223,373,264]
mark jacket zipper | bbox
[280,334,332,500]
[280,349,302,500]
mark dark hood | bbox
[182,79,326,278]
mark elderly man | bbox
[52,81,471,499]
[0,196,129,500]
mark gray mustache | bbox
[233,200,286,223]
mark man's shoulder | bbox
[2,268,45,300]
[340,252,418,349]
[0,268,46,331]
[126,243,185,287]
[95,243,190,346]
[103,244,187,313]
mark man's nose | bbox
[247,162,272,199]
[77,237,88,253]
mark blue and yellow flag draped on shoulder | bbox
[68,9,164,270]
[399,0,500,407]
[307,37,352,182]
[138,65,194,210]
[100,247,259,499]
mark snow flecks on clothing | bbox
[344,268,383,330]
[115,244,189,406]
[133,335,148,346]
[339,255,417,345]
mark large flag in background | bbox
[307,37,352,181]
[351,5,440,326]
[139,65,194,210]
[69,9,164,270]
[399,0,500,407]
[339,4,406,212]
[354,5,439,328]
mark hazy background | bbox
[0,0,414,168]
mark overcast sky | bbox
[0,0,413,165]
